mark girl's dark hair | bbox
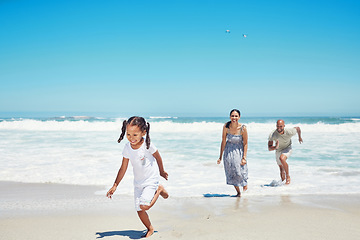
[225,109,241,128]
[117,116,151,149]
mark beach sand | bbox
[1,182,360,240]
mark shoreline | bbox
[1,181,360,239]
[2,181,360,215]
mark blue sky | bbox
[1,0,359,117]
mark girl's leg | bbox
[137,210,154,238]
[137,185,169,237]
[159,185,169,199]
[140,185,168,211]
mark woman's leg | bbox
[234,186,241,197]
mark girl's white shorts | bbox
[134,183,158,211]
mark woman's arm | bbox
[241,126,248,165]
[106,157,129,198]
[153,150,168,180]
[217,124,227,164]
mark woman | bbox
[217,109,248,197]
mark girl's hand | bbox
[217,158,221,164]
[160,171,168,180]
[106,185,117,199]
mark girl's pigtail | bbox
[225,121,231,128]
[117,120,127,143]
[145,122,151,149]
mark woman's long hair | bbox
[225,109,241,128]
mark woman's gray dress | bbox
[223,127,248,187]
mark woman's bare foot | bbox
[158,185,169,199]
[243,185,248,191]
[285,176,291,185]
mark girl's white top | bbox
[122,140,160,187]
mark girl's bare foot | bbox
[158,185,169,199]
[146,229,154,238]
[243,185,248,191]
[142,228,154,238]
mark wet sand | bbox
[1,182,360,240]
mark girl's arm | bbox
[153,150,168,180]
[106,157,129,199]
[217,124,227,164]
[241,127,248,165]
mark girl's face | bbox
[230,111,240,123]
[126,125,146,149]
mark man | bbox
[268,119,303,184]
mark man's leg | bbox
[279,154,290,184]
[279,165,285,182]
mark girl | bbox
[217,109,248,197]
[106,116,169,238]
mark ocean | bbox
[1,115,360,197]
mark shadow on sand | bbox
[203,193,233,197]
[96,230,145,239]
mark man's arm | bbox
[268,140,279,151]
[295,127,303,143]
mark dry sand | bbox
[1,182,360,240]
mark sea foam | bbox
[1,117,360,197]
[1,119,360,133]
